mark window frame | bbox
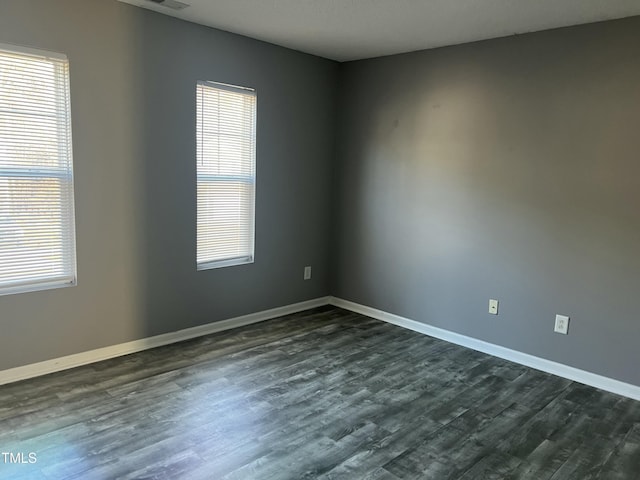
[0,43,77,296]
[196,80,257,271]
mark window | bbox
[196,81,256,270]
[0,44,76,295]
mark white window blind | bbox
[0,44,76,295]
[197,81,256,270]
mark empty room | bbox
[1,0,640,478]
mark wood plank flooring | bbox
[1,306,639,479]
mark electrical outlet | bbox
[304,266,312,280]
[554,314,569,335]
[489,299,499,315]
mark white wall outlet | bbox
[488,299,499,315]
[554,314,570,335]
[304,266,312,280]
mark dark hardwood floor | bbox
[1,306,639,479]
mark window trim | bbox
[0,43,77,296]
[196,80,257,271]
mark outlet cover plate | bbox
[489,299,499,315]
[554,314,570,334]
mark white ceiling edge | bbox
[117,0,640,62]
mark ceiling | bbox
[118,0,640,62]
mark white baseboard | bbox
[328,296,640,401]
[0,296,331,386]
[6,294,639,402]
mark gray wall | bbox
[0,0,338,370]
[333,17,640,385]
[1,0,639,389]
